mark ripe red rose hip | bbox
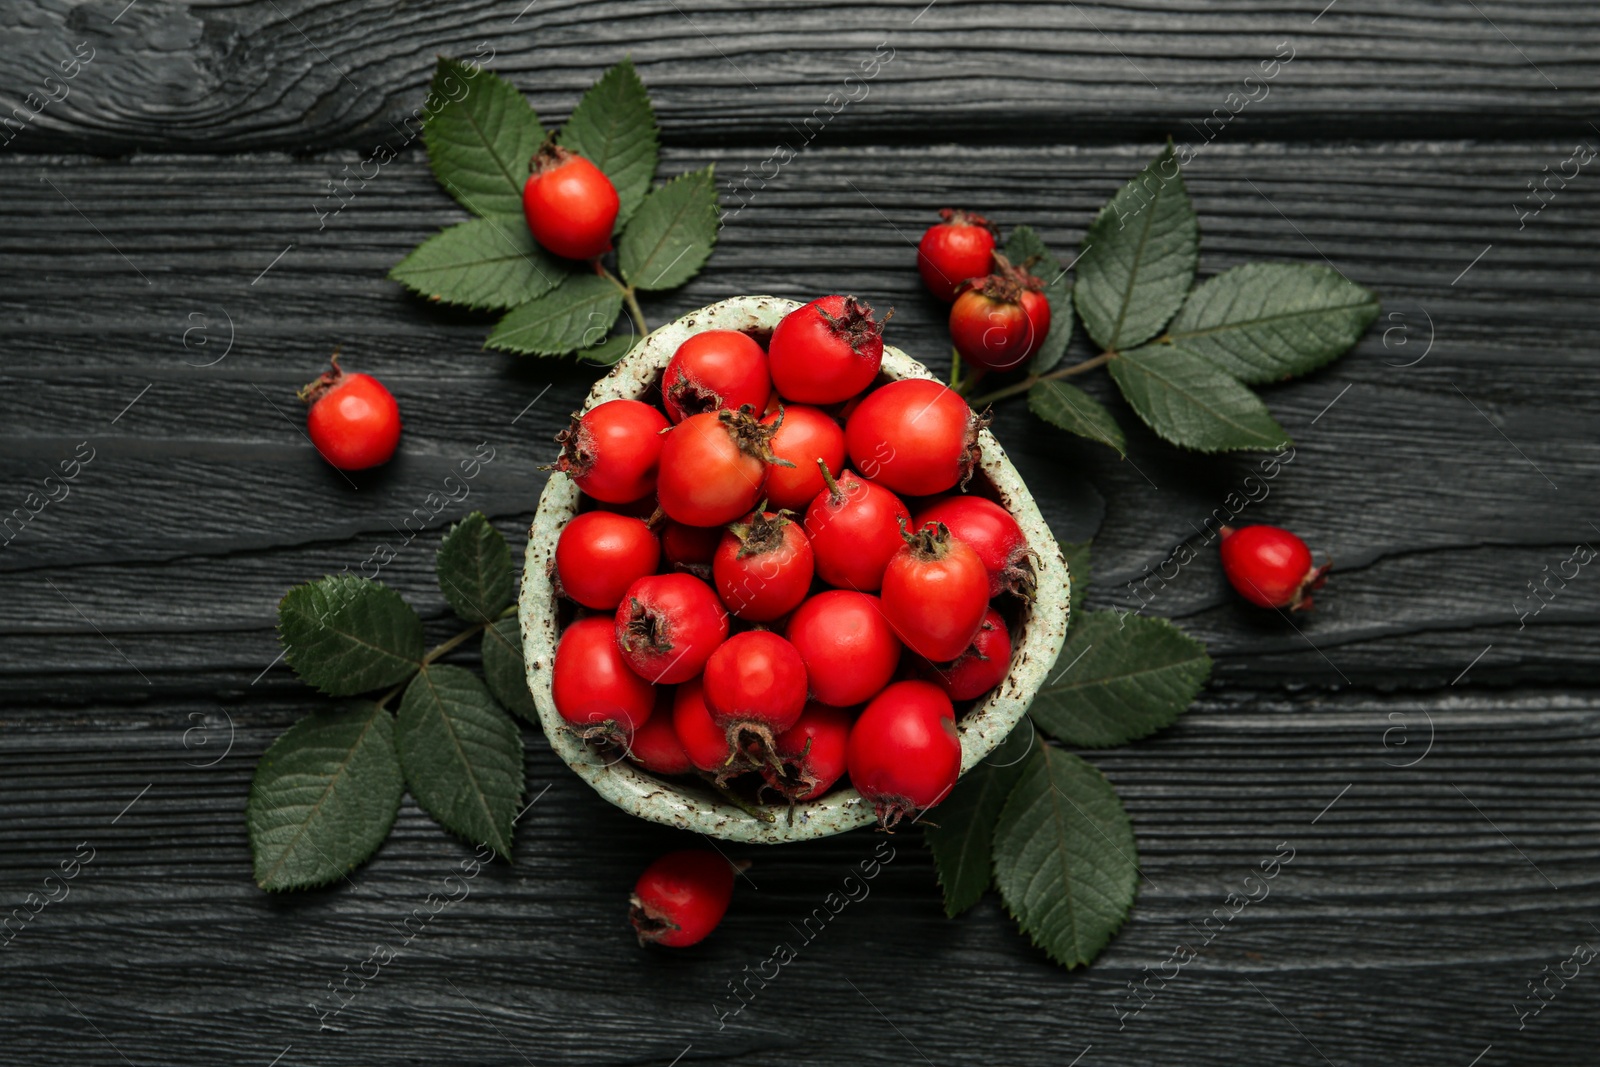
[913,495,1032,599]
[522,144,619,261]
[671,677,735,774]
[917,208,996,303]
[615,573,729,684]
[846,680,962,828]
[803,466,910,592]
[300,357,401,471]
[844,378,982,496]
[555,511,660,610]
[784,590,902,707]
[1017,283,1051,360]
[768,295,885,405]
[663,330,771,423]
[552,616,655,745]
[660,520,721,577]
[629,849,736,948]
[881,521,990,662]
[1219,524,1330,611]
[760,405,846,512]
[924,607,1012,701]
[762,703,852,801]
[949,274,1039,372]
[552,399,670,505]
[701,631,809,762]
[626,692,694,776]
[712,510,815,622]
[656,408,785,527]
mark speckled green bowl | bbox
[520,296,1070,843]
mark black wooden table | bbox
[4,3,1598,1064]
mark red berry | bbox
[844,378,982,497]
[660,520,721,576]
[552,616,656,744]
[948,275,1038,372]
[626,692,694,776]
[846,680,961,828]
[300,358,402,471]
[913,495,1031,599]
[656,409,783,527]
[784,590,901,708]
[555,511,661,610]
[552,399,670,505]
[629,850,735,948]
[615,573,729,684]
[803,466,910,592]
[760,405,846,512]
[768,295,885,404]
[1018,284,1052,360]
[671,676,735,774]
[1219,524,1330,611]
[881,521,990,662]
[762,703,852,801]
[917,209,996,303]
[701,631,809,755]
[712,510,815,622]
[923,607,1011,700]
[662,330,771,423]
[522,145,619,261]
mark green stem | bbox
[966,351,1115,408]
[949,346,962,391]
[374,610,510,710]
[598,264,651,339]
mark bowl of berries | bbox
[520,294,1070,843]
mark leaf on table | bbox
[1029,610,1211,748]
[1005,225,1059,275]
[1161,262,1381,384]
[1074,143,1199,353]
[482,617,536,721]
[618,166,719,292]
[993,745,1138,969]
[576,333,638,366]
[1004,226,1076,374]
[1060,539,1092,602]
[1028,379,1126,456]
[1109,342,1291,453]
[389,218,566,311]
[396,664,524,855]
[248,703,403,891]
[925,723,1035,917]
[559,57,659,230]
[485,273,624,356]
[422,57,544,221]
[436,511,514,623]
[278,576,424,696]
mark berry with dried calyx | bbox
[1219,524,1330,611]
[629,849,737,948]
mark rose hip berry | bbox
[913,495,1032,599]
[1017,283,1052,361]
[629,850,736,948]
[881,521,990,662]
[844,378,983,497]
[615,573,729,684]
[552,399,670,505]
[660,520,721,577]
[626,693,695,776]
[760,405,846,512]
[662,330,771,423]
[552,616,655,745]
[917,209,996,303]
[555,511,661,610]
[803,466,910,592]
[701,631,809,763]
[846,680,961,828]
[948,274,1038,372]
[784,590,902,707]
[1219,524,1330,611]
[656,408,786,527]
[762,703,853,802]
[768,295,885,404]
[522,144,619,261]
[299,356,402,471]
[671,677,736,775]
[712,510,815,622]
[924,607,1011,701]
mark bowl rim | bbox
[520,295,1070,843]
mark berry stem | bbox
[594,264,652,342]
[965,350,1115,408]
[373,602,518,710]
[949,345,962,391]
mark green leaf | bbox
[436,512,514,623]
[1028,379,1126,456]
[1074,143,1199,353]
[925,724,1035,917]
[248,703,403,891]
[576,333,638,366]
[422,58,544,221]
[1109,343,1290,453]
[278,576,424,697]
[1029,610,1211,748]
[396,665,524,855]
[559,57,659,230]
[389,218,566,311]
[485,273,624,356]
[993,745,1138,969]
[1003,226,1075,374]
[1161,262,1381,384]
[618,166,719,292]
[482,617,536,721]
[1060,539,1092,601]
[1005,225,1058,275]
